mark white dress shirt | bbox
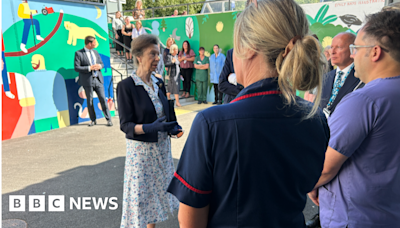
[84,47,102,73]
[131,27,146,39]
[334,63,353,85]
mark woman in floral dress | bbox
[117,34,182,228]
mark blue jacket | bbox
[218,48,244,103]
[210,53,226,84]
[319,68,362,115]
[168,78,329,227]
[116,75,172,142]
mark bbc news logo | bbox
[9,195,118,212]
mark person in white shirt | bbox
[131,20,146,41]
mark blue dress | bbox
[168,78,329,227]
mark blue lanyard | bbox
[337,64,354,88]
[326,63,354,109]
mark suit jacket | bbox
[116,75,172,142]
[319,68,361,115]
[74,48,104,86]
[218,48,244,103]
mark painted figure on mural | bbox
[73,76,115,120]
[1,36,36,140]
[18,0,44,53]
[1,34,15,99]
[25,54,70,133]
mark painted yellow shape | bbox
[19,97,36,107]
[322,36,333,48]
[31,54,46,70]
[175,109,193,116]
[175,103,214,115]
[57,110,70,128]
[95,6,101,19]
[204,51,211,57]
[216,21,224,32]
[64,21,106,47]
[18,3,37,19]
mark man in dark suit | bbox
[218,48,244,104]
[307,32,363,228]
[319,32,364,119]
[74,36,112,127]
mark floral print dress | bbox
[120,73,179,228]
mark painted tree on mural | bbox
[160,19,167,32]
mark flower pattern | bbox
[120,73,179,228]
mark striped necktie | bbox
[90,50,98,77]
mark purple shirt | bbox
[319,75,400,228]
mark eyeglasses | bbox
[349,44,390,55]
[349,44,374,55]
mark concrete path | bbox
[2,103,318,228]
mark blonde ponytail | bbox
[234,0,327,118]
[276,35,326,118]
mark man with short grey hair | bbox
[319,32,362,119]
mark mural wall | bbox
[2,0,114,141]
[302,0,385,48]
[123,0,383,101]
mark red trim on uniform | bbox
[174,172,212,194]
[230,90,281,103]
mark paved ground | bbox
[2,103,318,228]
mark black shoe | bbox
[88,120,96,127]
[198,101,202,104]
[203,101,208,104]
[306,214,320,228]
[106,121,113,127]
[217,101,222,105]
[212,101,218,104]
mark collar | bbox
[336,63,353,74]
[84,47,92,52]
[131,70,159,88]
[231,78,281,103]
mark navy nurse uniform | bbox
[168,78,329,228]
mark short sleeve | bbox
[205,56,210,64]
[189,49,196,58]
[328,93,377,157]
[167,112,213,208]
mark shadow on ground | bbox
[2,158,180,228]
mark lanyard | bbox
[326,64,354,110]
[337,64,354,89]
[230,90,281,103]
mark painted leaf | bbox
[306,14,316,25]
[186,17,194,39]
[316,4,329,23]
[322,15,338,25]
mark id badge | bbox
[323,108,331,119]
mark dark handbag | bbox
[168,99,177,122]
[167,99,184,138]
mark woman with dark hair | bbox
[117,34,181,228]
[178,40,195,98]
[209,44,226,104]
